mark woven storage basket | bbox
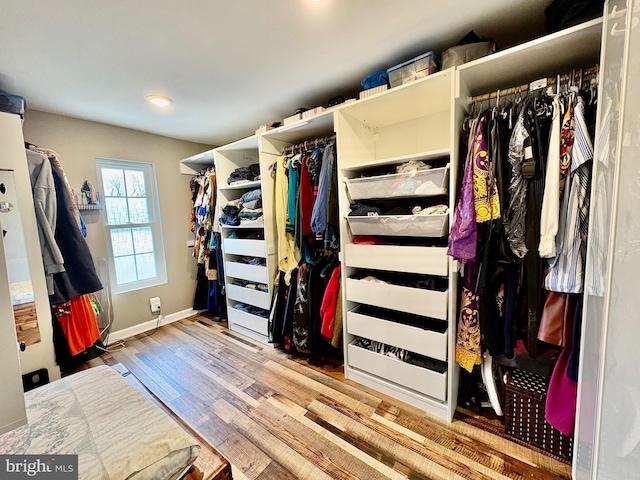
[505,369,573,462]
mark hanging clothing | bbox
[52,295,101,357]
[472,112,501,223]
[47,153,103,304]
[544,98,593,294]
[448,117,479,262]
[455,262,481,373]
[25,148,65,294]
[539,96,562,258]
[275,155,301,285]
[320,265,341,341]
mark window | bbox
[96,158,167,293]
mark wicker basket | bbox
[505,369,573,462]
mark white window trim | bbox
[96,158,167,294]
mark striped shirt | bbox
[545,97,593,293]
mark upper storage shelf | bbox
[336,70,454,169]
[340,69,453,129]
[458,17,603,98]
[179,149,215,175]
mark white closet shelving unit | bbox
[213,135,277,345]
[335,69,462,421]
[179,149,215,176]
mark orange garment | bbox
[53,295,101,356]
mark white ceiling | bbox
[1,0,551,146]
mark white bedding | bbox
[0,365,200,480]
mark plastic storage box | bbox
[387,52,440,88]
[346,213,448,237]
[346,164,449,200]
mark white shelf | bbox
[346,277,448,320]
[340,148,450,172]
[181,149,215,165]
[347,308,448,362]
[261,110,335,146]
[215,135,259,152]
[219,180,262,191]
[221,223,264,229]
[339,69,453,128]
[348,342,447,402]
[458,18,603,97]
[344,244,448,276]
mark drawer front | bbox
[227,284,271,310]
[347,310,447,361]
[224,238,266,257]
[348,343,447,401]
[346,278,448,320]
[227,307,268,336]
[345,244,448,276]
[226,262,269,284]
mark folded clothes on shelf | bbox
[232,279,268,292]
[227,163,260,185]
[240,188,262,203]
[352,272,447,291]
[236,256,266,266]
[352,336,447,373]
[396,160,433,174]
[242,199,262,210]
[234,302,270,318]
[349,203,382,216]
[238,207,263,219]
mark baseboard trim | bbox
[107,308,202,343]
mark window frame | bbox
[96,158,167,294]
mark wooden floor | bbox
[77,316,571,480]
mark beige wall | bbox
[23,110,213,332]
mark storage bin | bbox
[346,213,448,238]
[344,244,448,276]
[227,307,268,336]
[505,369,573,462]
[225,262,269,284]
[386,52,440,88]
[345,164,449,200]
[0,91,26,118]
[347,307,448,361]
[223,238,266,257]
[348,340,447,401]
[346,277,448,320]
[227,284,270,310]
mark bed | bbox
[0,365,223,480]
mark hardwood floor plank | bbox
[309,397,497,480]
[264,360,379,415]
[266,396,408,480]
[213,398,335,480]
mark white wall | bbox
[22,110,213,334]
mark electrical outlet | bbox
[150,297,161,313]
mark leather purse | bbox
[538,291,578,347]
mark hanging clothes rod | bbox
[469,65,599,104]
[282,134,336,155]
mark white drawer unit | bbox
[223,238,267,257]
[225,262,269,284]
[346,308,447,361]
[227,307,268,336]
[347,341,447,402]
[227,284,270,310]
[344,244,448,276]
[346,277,448,320]
[345,164,449,200]
[346,213,448,237]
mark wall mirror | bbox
[0,169,40,345]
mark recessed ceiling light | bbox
[146,95,173,107]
